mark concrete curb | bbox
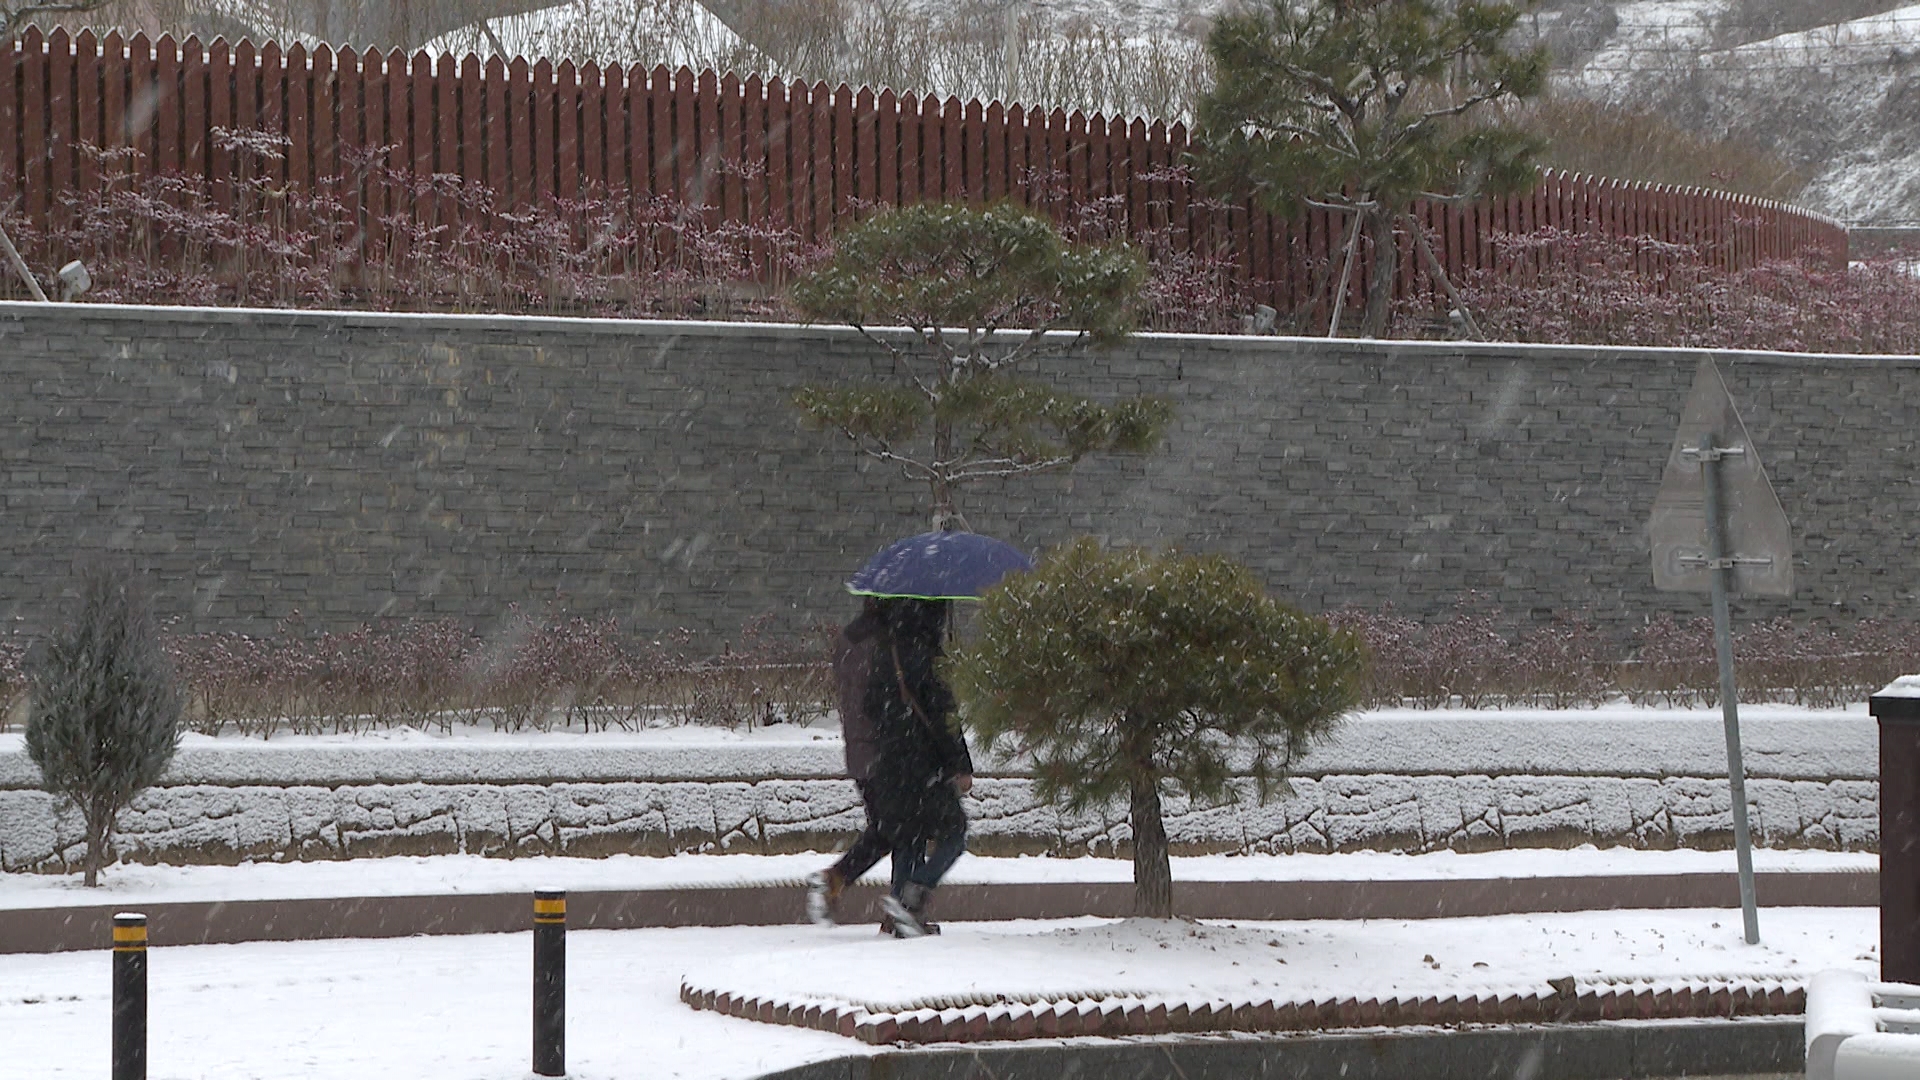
[747,1017,1807,1080]
[0,869,1874,954]
[681,974,1806,1046]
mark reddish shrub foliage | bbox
[2,135,1249,332]
[0,632,24,725]
[146,608,834,737]
[0,601,1903,736]
[11,139,1902,345]
[1330,602,1917,710]
[1421,226,1920,353]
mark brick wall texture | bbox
[2,301,1915,642]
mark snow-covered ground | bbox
[0,847,1883,1079]
[0,696,1886,1078]
[5,909,1870,1080]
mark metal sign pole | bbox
[1695,431,1761,945]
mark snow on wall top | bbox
[0,706,1874,788]
[1874,674,1920,699]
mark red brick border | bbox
[679,977,1808,1046]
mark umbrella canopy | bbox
[846,530,1036,601]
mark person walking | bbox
[805,599,892,926]
[821,528,1026,936]
[863,596,972,938]
[806,596,972,936]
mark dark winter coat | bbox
[832,608,882,783]
[863,598,972,847]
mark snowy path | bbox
[0,848,1885,1079]
[1,908,1876,1080]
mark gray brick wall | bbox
[3,301,1917,644]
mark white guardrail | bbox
[1808,970,1920,1080]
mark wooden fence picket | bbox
[74,30,100,195]
[875,87,899,210]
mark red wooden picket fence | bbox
[0,26,1850,317]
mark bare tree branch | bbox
[1,0,112,42]
[946,457,1077,482]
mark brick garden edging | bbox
[745,1016,1808,1080]
[678,975,1808,1045]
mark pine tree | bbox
[946,538,1367,917]
[1195,0,1548,338]
[791,202,1172,531]
[25,566,183,886]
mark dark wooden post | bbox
[1872,681,1920,981]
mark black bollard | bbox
[112,913,147,1080]
[533,889,566,1077]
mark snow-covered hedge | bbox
[0,709,1878,872]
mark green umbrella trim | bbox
[845,585,986,601]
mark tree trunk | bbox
[928,416,967,531]
[1129,772,1172,918]
[1361,208,1397,339]
[929,478,965,532]
[83,808,109,887]
[1325,208,1365,338]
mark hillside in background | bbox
[1537,0,1920,226]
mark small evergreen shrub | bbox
[948,538,1367,916]
[25,566,184,886]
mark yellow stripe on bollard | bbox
[111,925,147,951]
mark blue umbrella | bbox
[846,530,1035,601]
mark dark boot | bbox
[882,883,932,938]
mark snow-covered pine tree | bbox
[947,538,1367,918]
[25,564,183,886]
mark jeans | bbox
[830,779,891,883]
[890,819,966,898]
